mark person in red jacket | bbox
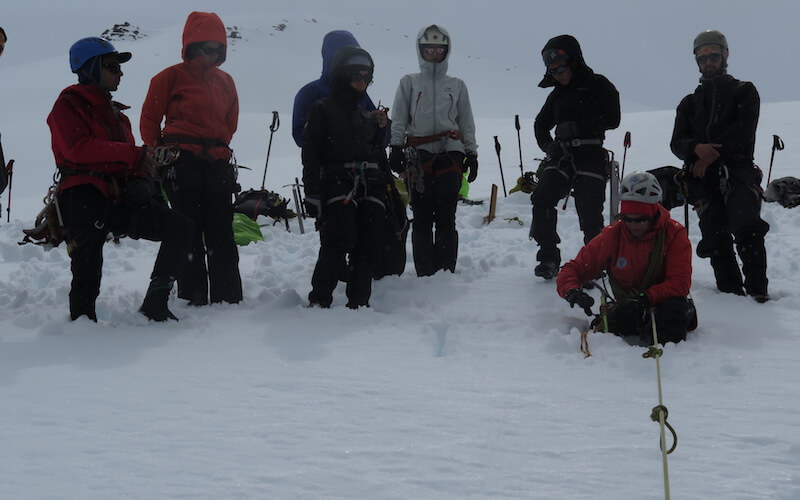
[48,37,192,322]
[140,11,241,306]
[556,171,693,344]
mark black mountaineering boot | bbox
[140,276,178,322]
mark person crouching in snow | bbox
[556,172,693,344]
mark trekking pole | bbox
[515,115,524,177]
[766,134,784,185]
[643,308,677,500]
[493,136,508,197]
[261,111,280,190]
[6,159,14,223]
[620,131,631,178]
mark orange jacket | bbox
[140,11,238,160]
[556,204,692,305]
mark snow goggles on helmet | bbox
[695,52,722,65]
[542,48,569,65]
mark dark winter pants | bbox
[687,166,769,296]
[309,177,387,308]
[58,184,193,321]
[410,153,463,277]
[606,297,691,344]
[165,153,242,305]
[530,156,606,265]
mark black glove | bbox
[614,294,650,334]
[565,288,595,316]
[123,177,156,208]
[463,154,478,183]
[555,121,579,140]
[389,146,405,174]
[546,141,563,163]
[303,195,322,219]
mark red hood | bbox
[182,11,227,64]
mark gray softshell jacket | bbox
[389,25,478,156]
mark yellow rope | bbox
[645,309,674,500]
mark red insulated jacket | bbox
[556,204,692,305]
[47,83,145,197]
[140,11,238,160]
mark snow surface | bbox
[1,1,800,498]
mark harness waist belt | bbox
[560,138,603,147]
[59,167,115,181]
[160,135,229,149]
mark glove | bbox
[565,288,595,316]
[389,146,405,174]
[614,294,650,334]
[303,195,322,219]
[123,177,156,208]
[546,141,563,163]
[555,121,579,140]
[464,154,478,183]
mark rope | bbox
[644,308,675,500]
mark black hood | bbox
[538,34,593,88]
[330,46,374,106]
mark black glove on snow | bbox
[565,288,595,316]
[463,154,478,183]
[389,146,405,174]
[304,195,322,219]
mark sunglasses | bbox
[695,52,722,65]
[199,45,222,56]
[102,62,122,75]
[621,215,650,224]
[421,46,447,55]
[548,64,569,76]
[349,71,373,84]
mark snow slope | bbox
[1,1,799,498]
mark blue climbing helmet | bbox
[69,37,131,72]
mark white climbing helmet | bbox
[620,171,663,204]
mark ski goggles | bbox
[421,45,447,55]
[347,70,373,84]
[547,64,569,76]
[695,52,722,65]
[199,45,223,56]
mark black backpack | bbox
[648,166,686,210]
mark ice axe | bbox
[493,136,508,197]
[515,115,524,177]
[766,134,784,185]
[260,111,280,190]
[5,159,14,223]
[620,131,631,178]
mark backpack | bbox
[763,176,800,208]
[648,166,686,210]
[233,189,294,222]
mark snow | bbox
[1,1,800,498]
